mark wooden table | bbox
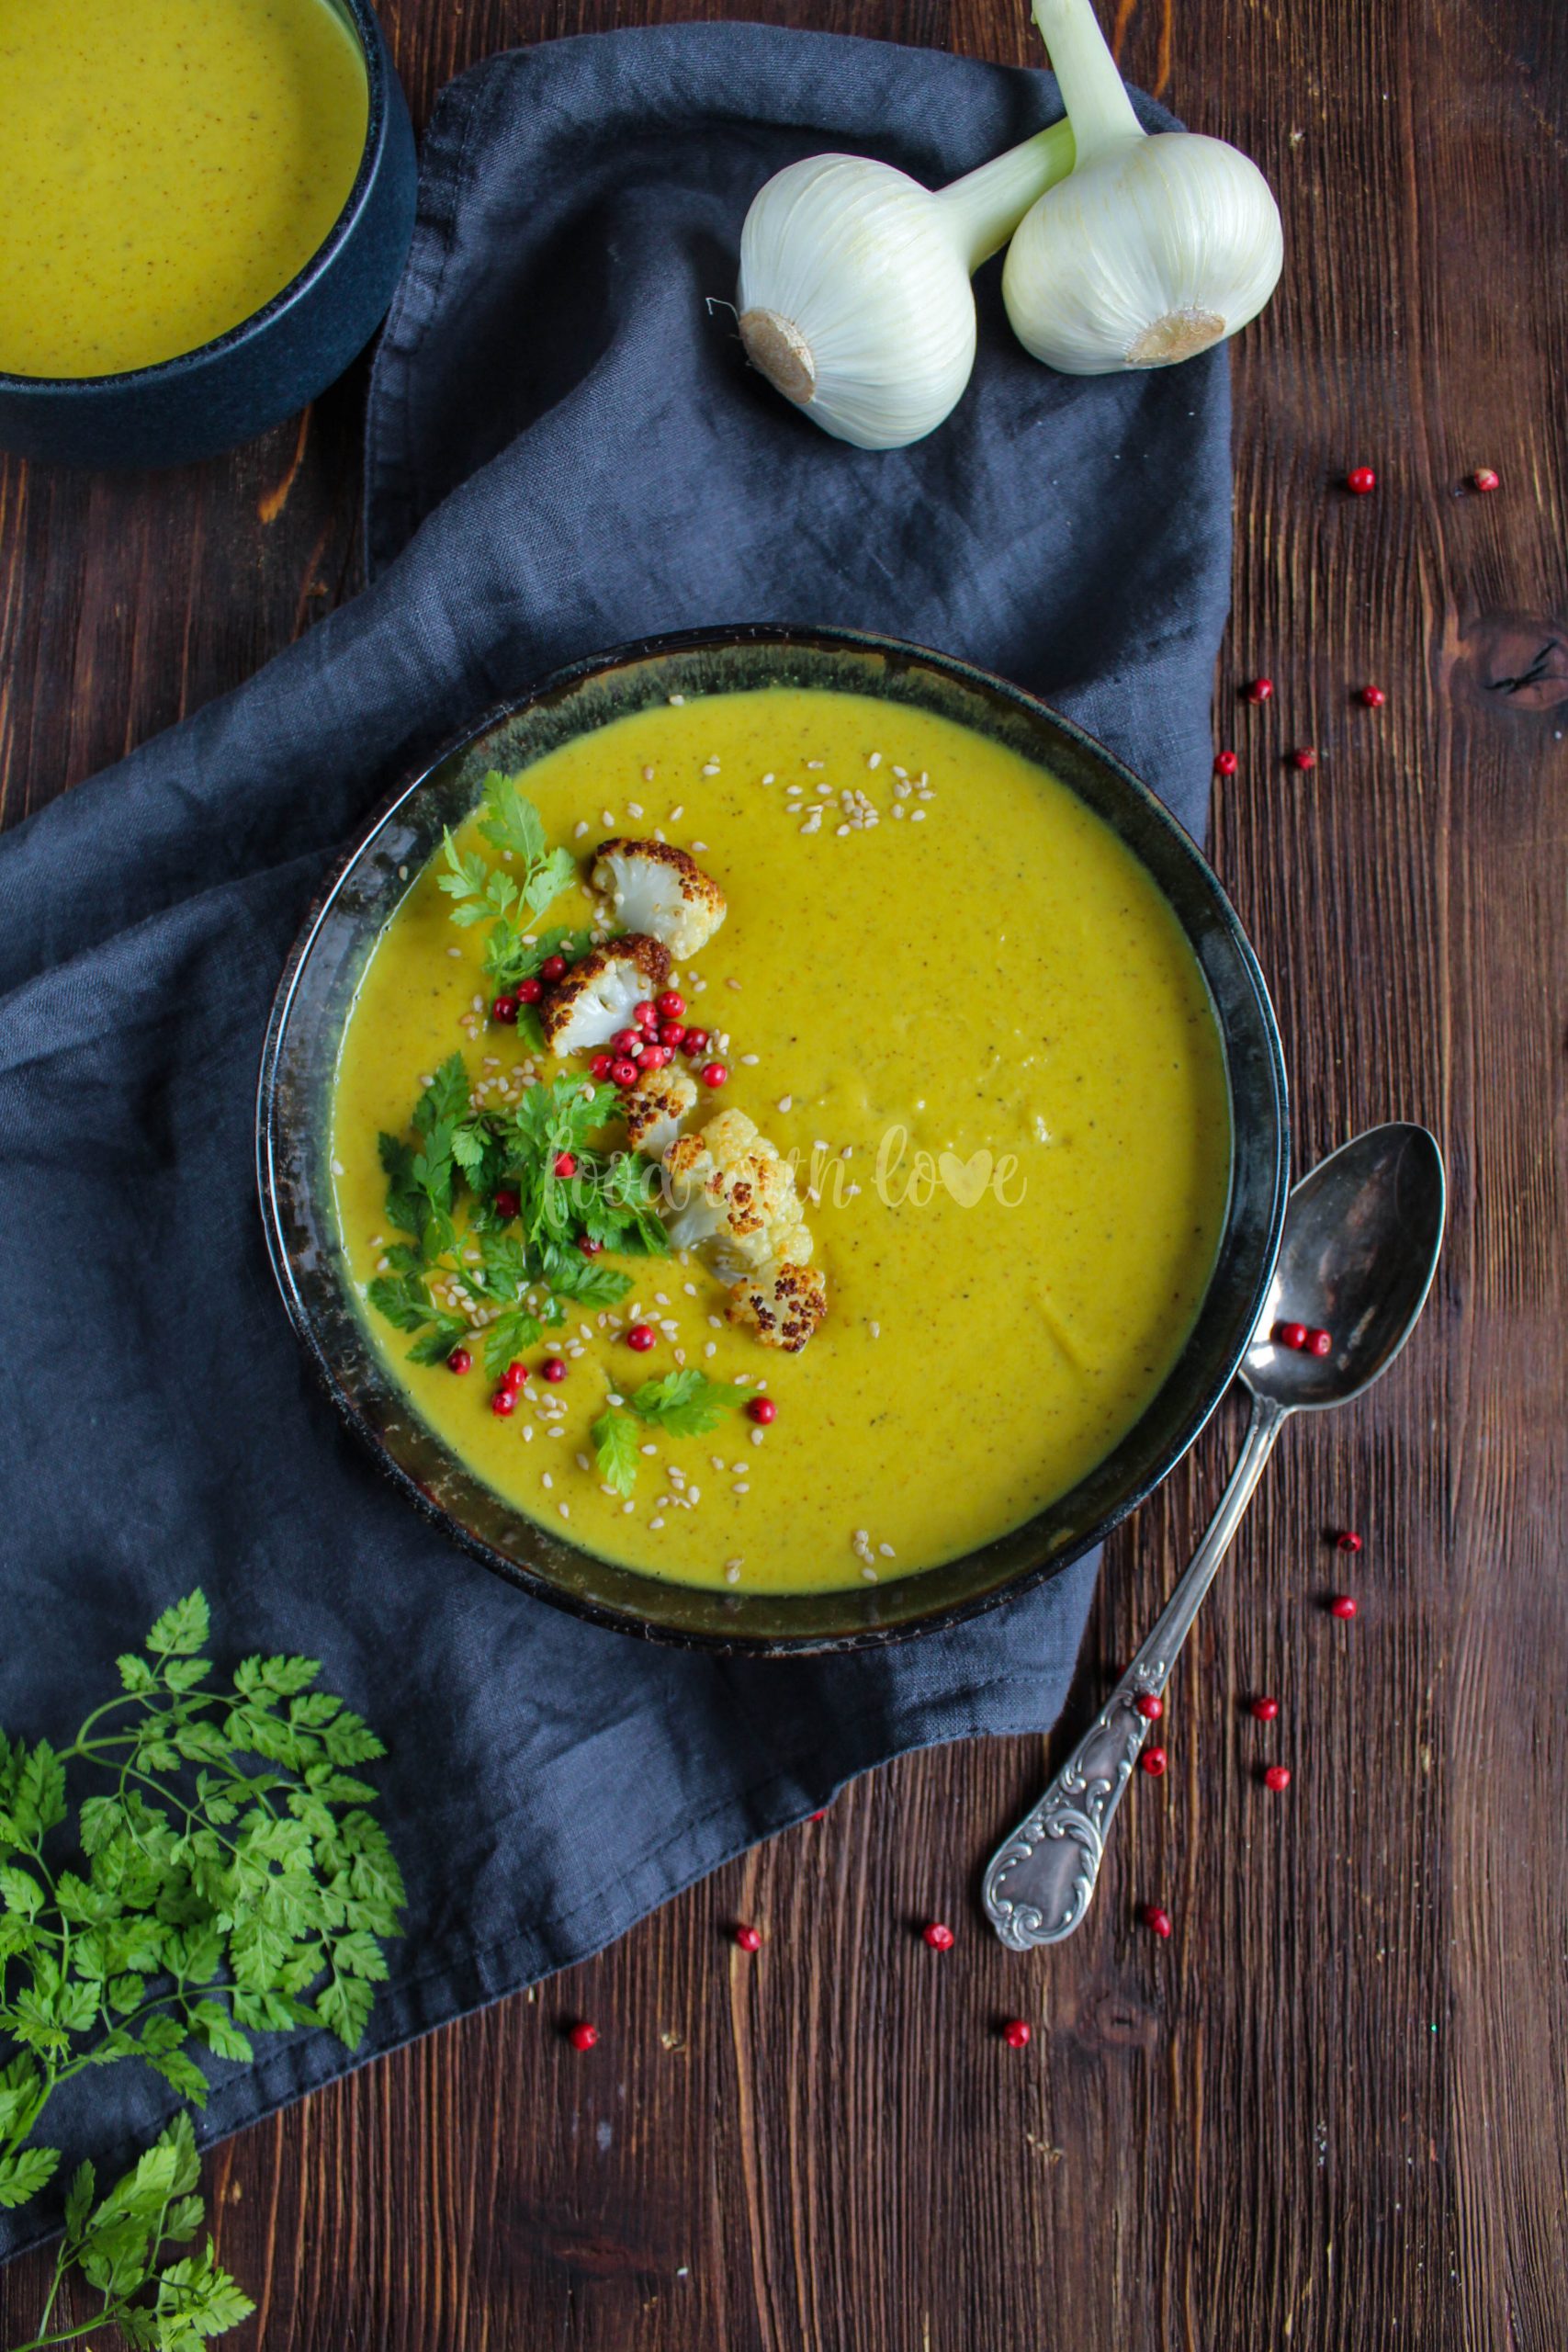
[4,3,1566,2344]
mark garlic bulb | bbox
[737,125,1074,449]
[1003,0,1282,376]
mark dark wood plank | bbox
[5,0,1568,2345]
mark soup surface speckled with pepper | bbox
[0,0,367,379]
[331,686,1230,1596]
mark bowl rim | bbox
[0,0,390,398]
[257,621,1290,1655]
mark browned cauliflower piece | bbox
[661,1108,811,1275]
[726,1261,829,1353]
[539,933,671,1058]
[622,1065,698,1159]
[591,838,727,958]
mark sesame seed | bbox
[705,1341,717,1358]
[725,1565,741,1584]
[733,1482,750,1495]
[910,808,927,822]
[867,751,882,768]
[542,1473,553,1490]
[836,824,850,837]
[627,802,644,819]
[622,1500,635,1514]
[702,761,721,776]
[642,764,655,782]
[576,1453,591,1471]
[602,809,615,827]
[668,693,685,705]
[558,1504,570,1521]
[669,804,683,820]
[446,945,462,960]
[649,1516,665,1530]
[688,1486,701,1503]
[641,1442,658,1456]
[750,1428,764,1446]
[861,1566,877,1583]
[691,840,708,853]
[574,820,588,838]
[879,1543,896,1557]
[761,772,775,785]
[806,759,825,770]
[777,1095,793,1113]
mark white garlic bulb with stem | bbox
[737,123,1075,449]
[1003,0,1282,375]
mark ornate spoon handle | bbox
[982,1391,1287,1951]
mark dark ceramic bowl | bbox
[258,627,1290,1654]
[0,0,416,470]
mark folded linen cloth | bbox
[0,22,1230,2256]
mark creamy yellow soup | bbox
[0,0,367,379]
[332,688,1231,1597]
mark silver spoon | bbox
[982,1122,1446,1951]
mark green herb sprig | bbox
[592,1371,750,1495]
[11,2112,253,2352]
[437,771,583,993]
[370,1063,668,1378]
[0,1592,404,2351]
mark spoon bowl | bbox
[1243,1123,1446,1410]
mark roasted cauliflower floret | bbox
[592,838,727,958]
[622,1065,698,1159]
[726,1261,828,1353]
[539,933,671,1058]
[661,1109,813,1277]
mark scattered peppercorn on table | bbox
[2,2,1564,2349]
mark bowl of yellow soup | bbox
[258,627,1288,1652]
[0,0,415,469]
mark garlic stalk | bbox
[737,123,1074,449]
[1002,0,1282,376]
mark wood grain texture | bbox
[4,0,1567,2344]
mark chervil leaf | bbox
[414,1053,471,1139]
[474,772,546,865]
[145,1594,210,1660]
[592,1410,641,1498]
[629,1370,750,1438]
[10,1743,68,1839]
[315,1973,375,2050]
[0,2144,60,2207]
[407,1316,470,1367]
[0,1862,44,1917]
[482,1306,544,1382]
[539,1251,632,1308]
[519,845,579,919]
[63,2158,96,2237]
